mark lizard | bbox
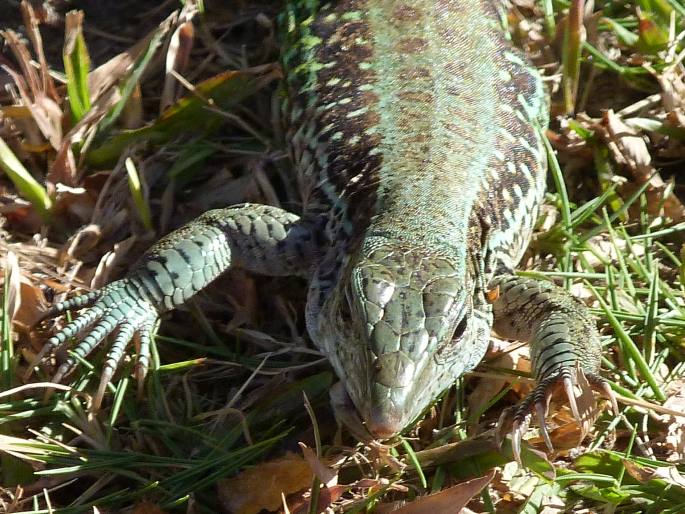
[35,0,618,459]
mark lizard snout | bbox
[365,409,404,440]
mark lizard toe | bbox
[497,366,612,464]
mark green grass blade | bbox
[0,136,52,219]
[63,11,91,123]
[562,0,584,114]
[125,157,153,231]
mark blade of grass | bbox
[63,11,91,123]
[562,0,585,114]
[94,16,174,141]
[587,283,666,402]
[87,67,276,167]
[125,157,153,231]
[0,136,52,219]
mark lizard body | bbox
[41,0,612,449]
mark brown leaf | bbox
[217,452,313,514]
[121,83,144,129]
[603,110,685,221]
[1,29,63,149]
[161,20,195,112]
[1,250,47,336]
[389,471,495,514]
[48,12,178,185]
[50,144,78,187]
[657,63,685,112]
[299,443,338,488]
[604,110,652,178]
[20,0,59,102]
[288,484,346,514]
[58,223,102,264]
[623,459,685,488]
[88,11,177,101]
[1,63,62,150]
[90,235,139,289]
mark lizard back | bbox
[282,0,548,269]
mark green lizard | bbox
[37,0,617,459]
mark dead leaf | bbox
[11,274,48,333]
[1,29,63,149]
[623,459,685,488]
[217,452,313,514]
[20,0,59,102]
[390,470,495,514]
[161,20,195,112]
[661,380,685,462]
[299,443,338,488]
[90,235,139,289]
[656,62,685,112]
[602,110,685,221]
[121,83,144,129]
[88,11,177,101]
[288,484,346,514]
[47,11,179,184]
[604,110,652,178]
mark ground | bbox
[1,1,685,513]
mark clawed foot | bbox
[28,280,160,408]
[496,367,619,465]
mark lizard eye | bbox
[453,316,468,340]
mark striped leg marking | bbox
[36,204,320,406]
[489,274,618,463]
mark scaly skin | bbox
[38,1,614,453]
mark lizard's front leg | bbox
[489,274,618,461]
[35,204,320,406]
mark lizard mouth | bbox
[365,409,404,439]
[330,381,403,441]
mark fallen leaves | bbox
[602,109,685,222]
[218,452,314,514]
[386,471,495,514]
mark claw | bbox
[586,373,619,416]
[535,400,553,453]
[94,322,136,409]
[602,382,620,416]
[24,343,54,381]
[25,305,105,380]
[562,374,581,423]
[511,421,522,466]
[37,278,162,410]
[497,367,615,465]
[134,321,154,384]
[511,413,530,466]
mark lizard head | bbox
[319,236,491,440]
